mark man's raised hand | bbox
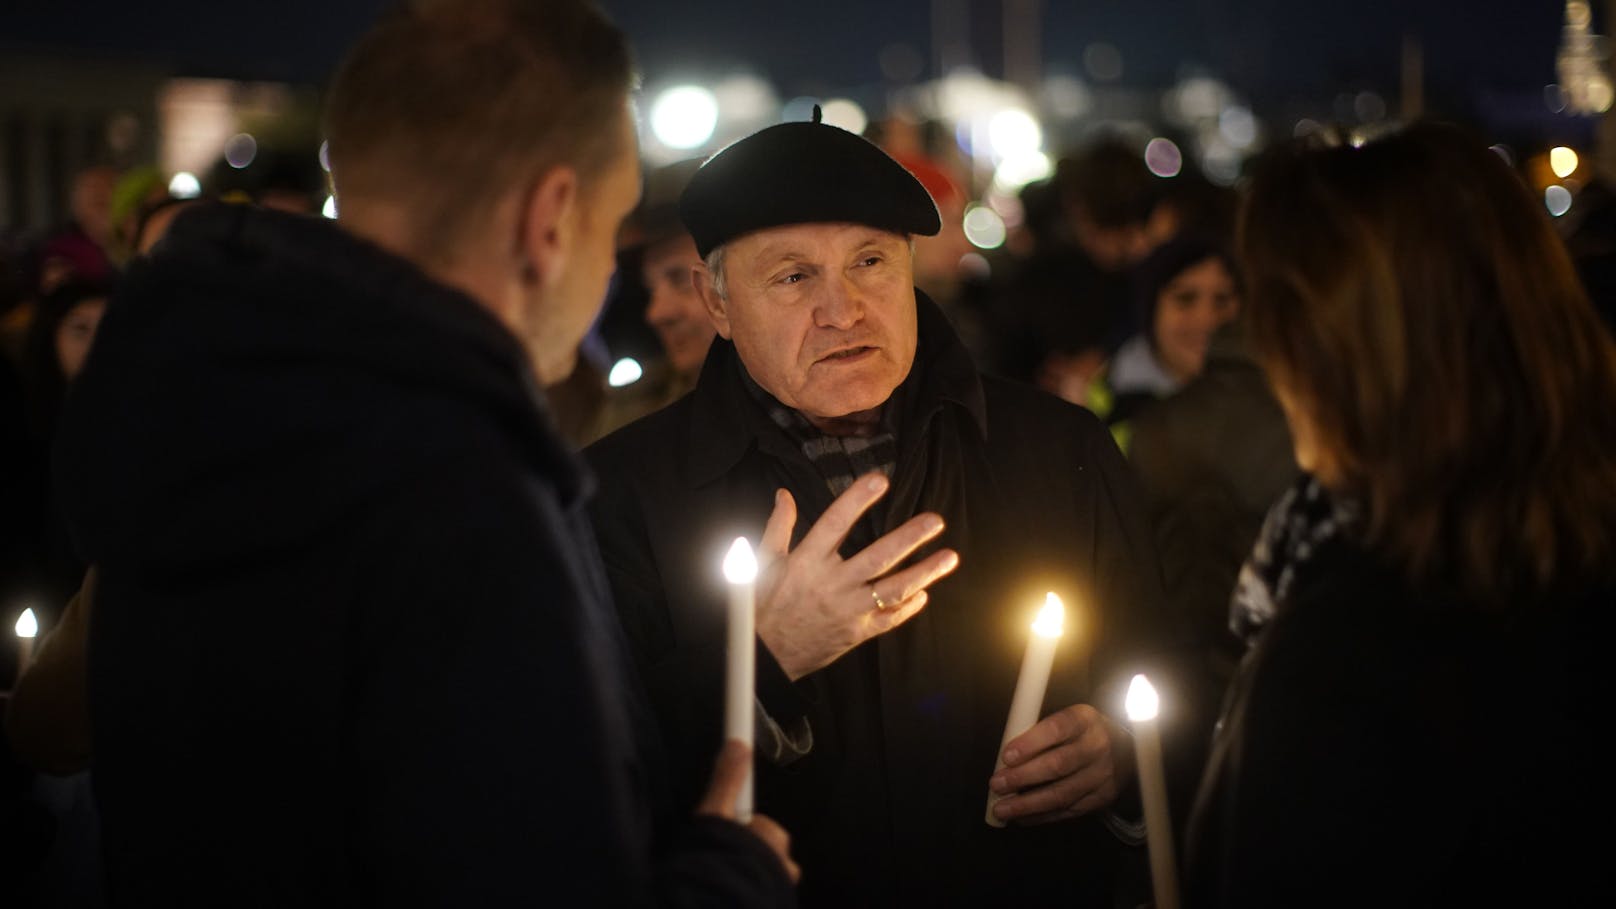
[755,473,960,681]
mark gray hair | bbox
[703,245,728,300]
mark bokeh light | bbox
[169,172,202,199]
[650,85,719,150]
[1551,146,1580,179]
[1144,138,1183,178]
[224,132,257,169]
[992,151,1053,191]
[963,205,1007,250]
[608,357,643,388]
[1218,106,1258,150]
[820,98,868,135]
[987,108,1042,161]
[1545,185,1573,217]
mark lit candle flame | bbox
[723,537,758,584]
[15,608,38,639]
[1125,674,1159,722]
[1031,592,1064,639]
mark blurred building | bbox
[0,53,165,235]
[1,52,322,238]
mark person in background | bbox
[1127,318,1298,690]
[18,282,109,611]
[34,166,118,295]
[106,167,170,264]
[893,153,995,364]
[1081,235,1242,451]
[51,0,796,903]
[1000,139,1166,394]
[549,158,714,447]
[1185,122,1616,906]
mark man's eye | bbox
[780,273,805,285]
[858,256,882,267]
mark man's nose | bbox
[814,274,866,329]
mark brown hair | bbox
[1239,121,1616,602]
[324,0,634,260]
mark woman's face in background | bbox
[1153,256,1240,382]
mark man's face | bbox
[535,108,642,382]
[704,223,917,422]
[1073,213,1152,272]
[71,167,117,248]
[641,232,714,377]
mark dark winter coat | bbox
[1128,327,1297,685]
[1184,537,1612,907]
[587,296,1193,906]
[53,204,791,907]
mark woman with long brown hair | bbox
[1184,122,1616,906]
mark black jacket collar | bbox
[684,290,988,487]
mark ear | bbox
[692,262,733,339]
[517,165,580,287]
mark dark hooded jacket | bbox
[587,296,1196,906]
[54,204,790,907]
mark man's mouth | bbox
[819,345,876,362]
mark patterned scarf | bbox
[740,371,898,496]
[1229,474,1358,647]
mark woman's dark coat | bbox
[1185,536,1612,907]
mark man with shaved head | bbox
[54,1,794,903]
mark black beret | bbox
[679,108,942,258]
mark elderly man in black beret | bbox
[587,111,1181,905]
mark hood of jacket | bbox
[55,203,585,571]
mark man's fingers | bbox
[996,787,1112,825]
[695,739,752,818]
[862,548,960,607]
[866,589,929,635]
[992,737,1106,795]
[990,763,1115,822]
[797,473,889,558]
[1001,704,1097,767]
[842,511,949,582]
[759,489,797,561]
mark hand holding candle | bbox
[985,592,1064,827]
[722,537,758,823]
[1126,673,1179,909]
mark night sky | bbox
[0,1,1575,115]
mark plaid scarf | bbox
[741,372,898,497]
[1229,474,1358,647]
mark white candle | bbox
[1126,673,1179,909]
[986,592,1065,827]
[722,537,758,822]
[14,607,38,687]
